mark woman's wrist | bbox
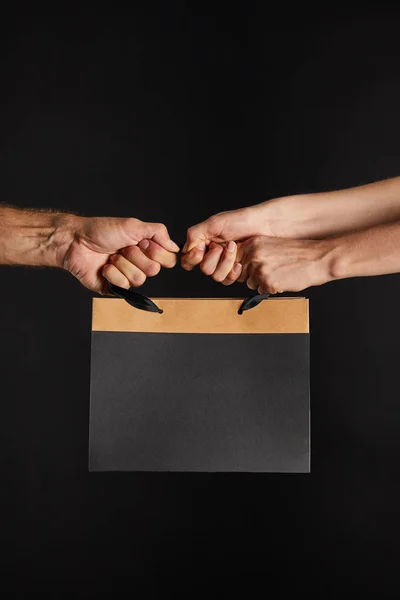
[255,195,312,239]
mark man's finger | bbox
[102,263,131,289]
[140,222,180,252]
[138,239,178,268]
[120,245,161,277]
[107,254,147,287]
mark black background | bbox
[1,4,400,595]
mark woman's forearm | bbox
[264,177,400,239]
[327,220,400,280]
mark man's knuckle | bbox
[155,222,167,233]
[147,262,161,277]
[121,246,136,261]
[102,263,113,274]
[166,255,177,268]
[110,254,123,268]
[131,272,146,286]
[123,217,139,230]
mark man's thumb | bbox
[141,221,180,252]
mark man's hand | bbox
[63,217,179,294]
[187,236,335,294]
[0,207,179,294]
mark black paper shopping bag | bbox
[89,293,310,473]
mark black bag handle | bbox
[107,282,269,315]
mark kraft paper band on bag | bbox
[89,292,310,473]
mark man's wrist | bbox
[50,212,84,269]
[0,206,83,268]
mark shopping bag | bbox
[89,289,309,472]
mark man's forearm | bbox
[326,220,400,280]
[263,177,400,239]
[0,206,78,268]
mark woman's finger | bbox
[212,241,237,282]
[200,243,224,276]
[246,272,259,290]
[221,262,243,286]
[181,243,206,271]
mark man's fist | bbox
[63,216,179,294]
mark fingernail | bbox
[168,240,180,252]
[139,239,150,250]
[198,242,206,252]
[233,263,242,274]
[227,241,236,253]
